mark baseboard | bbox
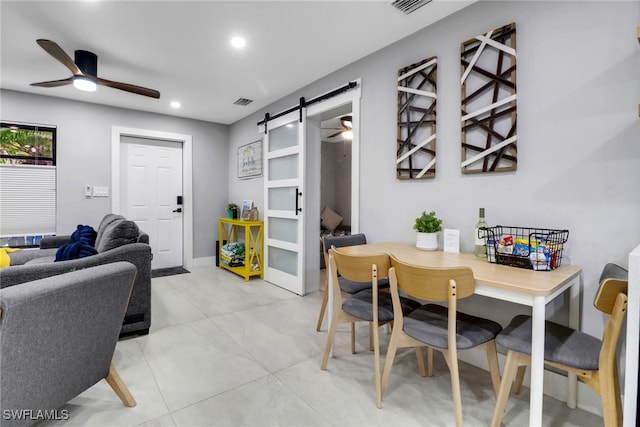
[187,256,215,268]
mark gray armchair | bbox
[3,214,152,336]
[0,262,138,427]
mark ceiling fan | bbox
[322,116,353,139]
[30,39,160,99]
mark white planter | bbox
[416,232,438,251]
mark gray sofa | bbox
[1,214,152,336]
[0,262,138,427]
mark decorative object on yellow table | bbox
[218,218,263,281]
[226,203,239,219]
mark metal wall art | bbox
[396,56,437,179]
[461,23,517,174]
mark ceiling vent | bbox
[390,0,432,15]
[233,97,253,106]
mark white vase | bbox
[416,232,438,251]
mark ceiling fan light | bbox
[73,76,97,92]
[341,130,353,140]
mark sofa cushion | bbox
[95,214,126,248]
[96,220,140,253]
[321,206,343,232]
[25,256,56,265]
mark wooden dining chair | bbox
[321,247,421,407]
[491,263,628,427]
[380,255,502,426]
[316,234,378,339]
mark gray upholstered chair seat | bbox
[339,276,388,294]
[404,304,503,350]
[491,264,628,426]
[342,289,420,322]
[496,314,602,370]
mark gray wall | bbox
[228,0,639,406]
[0,89,229,259]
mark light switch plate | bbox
[93,186,109,197]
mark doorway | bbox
[320,110,353,235]
[305,85,361,296]
[253,81,361,296]
[111,126,193,269]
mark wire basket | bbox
[478,225,569,271]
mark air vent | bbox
[233,97,253,106]
[390,0,432,15]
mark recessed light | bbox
[230,36,246,49]
[170,101,181,108]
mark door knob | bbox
[172,208,182,213]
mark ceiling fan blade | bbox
[30,77,74,88]
[96,77,160,99]
[327,131,343,138]
[340,116,353,129]
[36,39,82,76]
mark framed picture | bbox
[241,200,253,219]
[238,140,263,179]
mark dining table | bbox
[331,242,582,427]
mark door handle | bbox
[295,188,302,215]
[172,208,182,213]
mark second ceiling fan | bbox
[323,115,353,139]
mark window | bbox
[0,122,57,247]
[0,122,55,165]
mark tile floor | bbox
[42,265,602,426]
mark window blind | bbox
[0,164,56,237]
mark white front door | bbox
[120,138,183,270]
[263,110,306,295]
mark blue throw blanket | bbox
[70,224,97,246]
[55,224,98,262]
[55,241,98,261]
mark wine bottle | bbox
[474,208,488,258]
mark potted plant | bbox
[413,211,442,251]
[227,203,239,219]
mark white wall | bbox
[228,0,640,411]
[1,89,229,259]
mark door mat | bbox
[152,266,190,278]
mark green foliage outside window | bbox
[0,123,55,165]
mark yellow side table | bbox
[218,218,264,281]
